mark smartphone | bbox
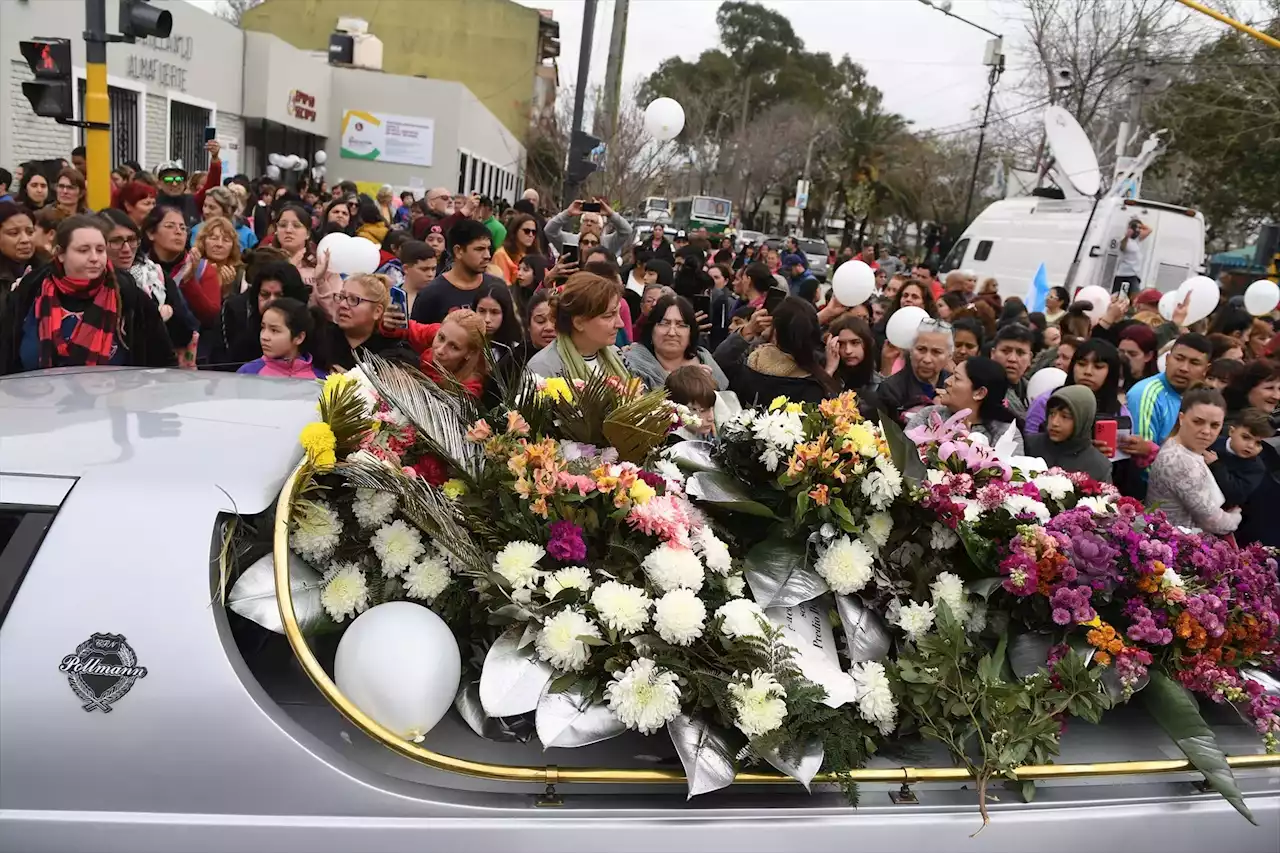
[1112,278,1132,297]
[764,287,786,315]
[204,126,217,142]
[560,246,579,266]
[692,293,711,316]
[1094,419,1117,457]
[389,285,408,315]
[581,201,601,213]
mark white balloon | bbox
[335,602,461,742]
[265,164,281,180]
[643,97,686,141]
[1027,367,1068,405]
[316,232,351,268]
[1158,290,1180,322]
[1157,351,1168,374]
[1174,275,1218,325]
[293,156,309,171]
[333,237,382,275]
[832,260,875,307]
[1243,279,1279,317]
[1074,285,1111,323]
[885,306,930,349]
[268,153,286,168]
[314,150,328,165]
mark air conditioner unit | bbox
[351,33,383,71]
[335,16,368,35]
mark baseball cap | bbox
[156,159,186,176]
[1133,288,1161,308]
[782,252,807,268]
[675,230,687,239]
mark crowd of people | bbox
[1,148,1278,545]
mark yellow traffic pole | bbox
[83,0,111,211]
[1172,0,1280,50]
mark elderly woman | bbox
[624,293,728,391]
[194,185,257,251]
[1147,389,1240,534]
[526,271,630,381]
[0,214,174,374]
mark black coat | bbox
[878,366,948,425]
[0,265,176,375]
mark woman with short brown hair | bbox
[525,271,630,381]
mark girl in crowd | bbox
[471,280,523,359]
[100,208,196,355]
[54,168,89,215]
[624,293,728,392]
[237,296,326,379]
[32,207,65,258]
[491,213,538,287]
[522,288,558,353]
[16,167,50,210]
[0,214,174,374]
[951,316,984,363]
[220,259,310,368]
[526,271,630,382]
[719,296,841,406]
[1043,286,1069,326]
[514,253,549,313]
[115,180,157,228]
[825,313,880,417]
[0,203,36,290]
[421,222,449,273]
[355,200,389,246]
[1146,389,1239,534]
[320,198,354,237]
[907,356,1022,453]
[1117,323,1158,386]
[271,203,332,306]
[1023,339,1126,434]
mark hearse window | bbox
[0,508,56,625]
[939,238,968,273]
[974,240,993,261]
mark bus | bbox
[641,196,670,221]
[671,195,733,234]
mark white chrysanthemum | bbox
[814,536,874,595]
[344,365,381,413]
[1032,473,1074,502]
[929,571,969,622]
[1161,566,1184,589]
[716,598,767,640]
[1078,495,1113,514]
[543,566,593,599]
[591,581,652,633]
[320,562,368,622]
[752,410,805,450]
[861,458,903,509]
[851,661,898,736]
[653,589,707,645]
[693,526,733,575]
[1002,494,1050,523]
[728,669,788,737]
[403,552,451,601]
[290,500,342,564]
[724,574,746,598]
[352,487,398,529]
[929,522,959,551]
[371,519,425,577]
[642,543,705,593]
[535,608,600,672]
[896,600,936,642]
[604,658,683,735]
[959,499,983,524]
[494,541,546,590]
[864,512,893,549]
[654,459,686,491]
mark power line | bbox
[918,96,1053,140]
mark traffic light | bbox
[119,0,173,42]
[566,130,602,186]
[20,39,73,121]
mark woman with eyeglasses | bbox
[100,208,197,356]
[906,355,1022,454]
[0,214,174,375]
[54,167,89,216]
[624,293,728,393]
[491,213,538,289]
[318,273,418,371]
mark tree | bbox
[217,0,263,25]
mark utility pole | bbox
[82,0,112,211]
[565,0,598,206]
[962,39,1004,226]
[598,0,629,143]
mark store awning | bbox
[1211,245,1256,268]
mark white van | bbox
[941,195,1206,299]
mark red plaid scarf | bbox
[35,267,120,368]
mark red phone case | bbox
[1094,420,1117,455]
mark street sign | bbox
[795,178,810,211]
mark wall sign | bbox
[340,110,434,167]
[125,33,194,93]
[288,90,317,122]
[59,632,148,713]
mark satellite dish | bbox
[1043,106,1101,196]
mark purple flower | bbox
[546,520,587,563]
[1051,608,1072,625]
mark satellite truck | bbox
[940,106,1206,299]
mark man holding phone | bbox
[156,134,221,228]
[544,197,633,258]
[1113,217,1151,293]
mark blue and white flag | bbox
[1026,262,1049,313]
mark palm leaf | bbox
[338,461,489,577]
[355,352,486,483]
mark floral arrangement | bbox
[231,368,1280,824]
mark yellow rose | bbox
[442,479,468,500]
[629,479,656,505]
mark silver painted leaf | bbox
[454,681,535,743]
[1066,635,1096,666]
[1244,669,1280,698]
[227,552,331,634]
[686,471,775,518]
[535,683,626,748]
[1008,632,1054,680]
[667,714,737,799]
[763,738,825,791]
[744,538,828,609]
[666,440,721,473]
[835,594,891,663]
[479,628,554,717]
[1099,666,1148,704]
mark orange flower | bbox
[465,419,493,442]
[1094,651,1112,666]
[809,484,830,506]
[530,497,549,517]
[506,411,530,436]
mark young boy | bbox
[1023,385,1113,482]
[665,365,717,440]
[1208,407,1273,508]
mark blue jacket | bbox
[1129,372,1181,446]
